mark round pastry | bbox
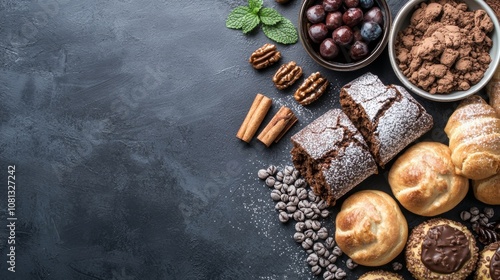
[358,270,404,279]
[473,172,500,205]
[475,241,500,279]
[388,141,469,216]
[406,218,478,280]
[335,190,408,266]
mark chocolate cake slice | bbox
[291,109,378,206]
[340,73,433,167]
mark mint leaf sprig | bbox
[226,0,298,45]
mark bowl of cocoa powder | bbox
[388,0,500,102]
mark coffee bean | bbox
[317,200,328,210]
[335,268,346,279]
[258,169,269,180]
[327,254,337,264]
[306,249,314,255]
[283,174,295,185]
[292,170,300,180]
[304,208,315,219]
[319,257,330,268]
[323,270,335,280]
[308,190,318,202]
[485,207,495,219]
[293,210,305,222]
[302,238,314,250]
[276,171,284,181]
[480,216,489,225]
[287,185,296,196]
[311,220,321,231]
[304,229,317,239]
[318,227,329,239]
[346,258,357,269]
[296,187,308,200]
[321,209,330,218]
[278,211,289,223]
[294,232,305,243]
[470,206,480,215]
[294,178,307,188]
[325,237,335,249]
[275,201,286,211]
[295,222,306,232]
[327,264,337,273]
[274,181,283,190]
[305,219,314,229]
[298,200,310,210]
[314,242,327,256]
[307,253,319,266]
[460,210,471,221]
[265,176,276,187]
[270,190,281,201]
[267,165,277,176]
[332,246,342,256]
[281,193,289,203]
[284,165,294,176]
[470,215,480,223]
[392,262,403,271]
[282,184,289,193]
[323,249,330,258]
[286,204,297,213]
[311,203,321,214]
[288,196,299,206]
[311,265,322,276]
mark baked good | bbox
[406,218,478,280]
[475,241,500,280]
[486,66,500,117]
[358,270,404,280]
[290,109,377,206]
[335,190,408,266]
[340,73,433,167]
[444,95,500,180]
[388,141,469,216]
[473,172,500,205]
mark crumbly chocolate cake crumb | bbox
[290,109,377,206]
[340,73,433,167]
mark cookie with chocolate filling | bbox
[290,109,378,206]
[406,218,478,280]
[475,241,500,280]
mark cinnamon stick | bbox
[257,106,298,147]
[236,93,272,143]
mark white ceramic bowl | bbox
[388,0,500,102]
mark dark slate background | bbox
[0,0,497,279]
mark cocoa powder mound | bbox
[395,0,494,94]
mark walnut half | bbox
[294,72,329,105]
[273,61,303,90]
[249,43,281,70]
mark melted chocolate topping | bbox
[491,246,500,280]
[421,225,470,274]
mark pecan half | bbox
[249,43,281,69]
[294,72,329,105]
[273,61,303,90]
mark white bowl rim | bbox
[388,0,500,102]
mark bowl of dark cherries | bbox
[298,0,392,71]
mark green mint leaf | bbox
[262,18,298,44]
[241,12,260,34]
[259,7,283,25]
[248,0,263,13]
[226,6,252,29]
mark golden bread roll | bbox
[388,142,469,216]
[486,66,500,117]
[406,218,478,280]
[473,172,500,205]
[444,95,500,180]
[335,190,408,266]
[358,270,404,279]
[475,241,500,279]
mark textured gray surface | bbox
[0,0,496,279]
